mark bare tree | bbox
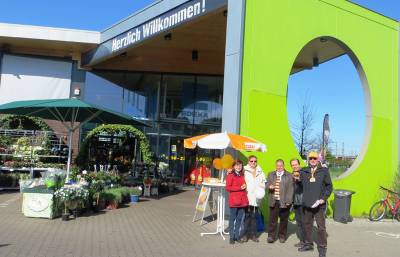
[310,131,333,154]
[291,95,315,158]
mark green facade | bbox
[241,0,399,216]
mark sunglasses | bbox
[309,157,318,160]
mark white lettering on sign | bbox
[112,28,141,52]
[112,1,205,53]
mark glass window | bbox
[160,75,196,122]
[195,76,223,125]
[122,73,160,120]
[84,72,124,113]
[85,71,160,120]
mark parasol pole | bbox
[66,128,73,182]
[65,106,78,182]
[221,148,226,182]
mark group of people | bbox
[225,152,333,257]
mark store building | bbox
[0,0,399,215]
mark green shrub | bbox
[99,191,116,203]
[128,187,141,196]
[103,188,123,204]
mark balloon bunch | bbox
[212,154,235,170]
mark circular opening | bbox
[287,37,371,179]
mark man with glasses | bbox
[298,152,333,257]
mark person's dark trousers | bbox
[304,206,327,251]
[229,207,245,240]
[268,200,291,240]
[294,205,306,243]
[244,206,258,238]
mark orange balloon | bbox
[213,158,223,170]
[221,154,235,169]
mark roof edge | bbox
[0,22,101,44]
[100,0,192,43]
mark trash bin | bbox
[333,189,355,223]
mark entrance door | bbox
[169,137,185,184]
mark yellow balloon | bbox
[221,154,235,169]
[213,158,223,170]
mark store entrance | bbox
[152,134,215,185]
[168,136,185,184]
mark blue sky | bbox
[287,55,365,156]
[0,1,398,30]
[288,0,399,156]
[0,0,156,31]
[0,0,398,156]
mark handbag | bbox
[255,186,266,200]
[256,211,265,232]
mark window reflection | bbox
[84,70,224,183]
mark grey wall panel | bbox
[0,51,3,87]
[221,0,246,133]
[0,54,72,104]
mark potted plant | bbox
[54,185,89,220]
[89,179,105,212]
[103,188,122,210]
[129,187,141,203]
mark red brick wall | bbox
[44,120,81,163]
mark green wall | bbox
[241,0,399,216]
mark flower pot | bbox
[61,213,69,221]
[130,194,139,203]
[97,199,106,211]
[65,200,78,210]
[107,200,118,210]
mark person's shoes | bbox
[298,245,314,252]
[318,247,327,257]
[237,237,247,243]
[279,237,286,243]
[267,237,275,243]
[251,236,259,243]
[294,242,303,247]
[229,238,235,245]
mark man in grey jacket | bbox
[290,158,306,248]
[266,159,294,243]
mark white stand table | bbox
[200,182,229,240]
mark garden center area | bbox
[0,114,180,221]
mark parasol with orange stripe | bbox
[184,132,266,152]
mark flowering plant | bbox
[54,185,89,202]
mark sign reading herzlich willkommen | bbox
[111,0,226,53]
[82,0,227,65]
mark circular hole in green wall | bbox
[287,37,371,179]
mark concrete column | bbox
[221,0,246,134]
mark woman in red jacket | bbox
[225,160,249,244]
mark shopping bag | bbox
[256,211,265,232]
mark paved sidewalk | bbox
[0,190,399,257]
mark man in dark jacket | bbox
[290,158,306,248]
[297,152,333,257]
[266,159,294,243]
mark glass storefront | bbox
[84,70,223,183]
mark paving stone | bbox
[0,190,399,257]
